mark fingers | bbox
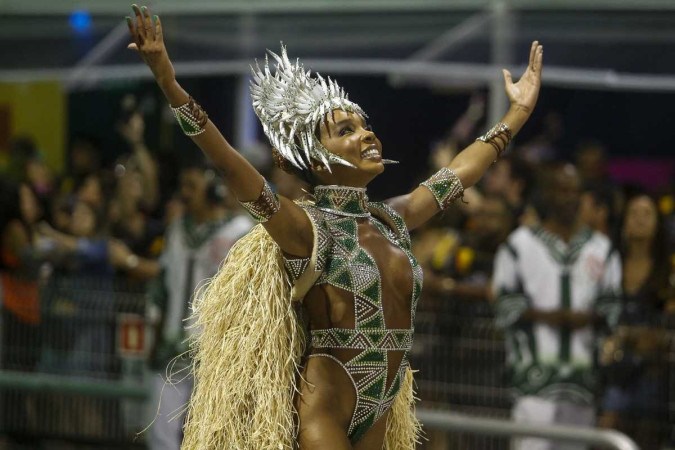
[132,4,145,43]
[125,16,137,43]
[154,15,163,41]
[534,44,543,76]
[528,40,538,68]
[528,41,543,76]
[141,5,155,40]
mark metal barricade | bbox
[0,273,150,447]
[417,409,639,450]
[411,294,675,450]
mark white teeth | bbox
[361,149,379,159]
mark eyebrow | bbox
[332,114,366,128]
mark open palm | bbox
[503,41,543,115]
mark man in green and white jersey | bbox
[492,164,621,450]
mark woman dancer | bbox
[126,5,543,449]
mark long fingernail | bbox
[141,6,147,12]
[125,16,132,24]
[153,15,158,22]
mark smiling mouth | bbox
[361,146,381,160]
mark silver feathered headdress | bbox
[250,45,365,171]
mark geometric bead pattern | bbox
[239,180,281,223]
[420,167,464,210]
[171,96,209,137]
[281,187,424,442]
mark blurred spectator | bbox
[428,93,486,212]
[0,180,44,450]
[36,199,116,378]
[419,195,515,302]
[492,163,622,450]
[519,111,563,164]
[0,181,43,369]
[599,194,674,449]
[108,105,163,258]
[578,182,618,238]
[575,140,609,186]
[482,155,535,225]
[145,162,253,450]
[7,136,55,207]
[58,135,102,196]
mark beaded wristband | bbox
[476,122,512,161]
[171,97,208,136]
[239,180,280,223]
[420,167,464,210]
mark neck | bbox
[542,219,580,242]
[626,238,652,259]
[313,184,370,217]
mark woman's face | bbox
[70,201,97,237]
[78,175,103,208]
[623,195,658,242]
[315,109,384,186]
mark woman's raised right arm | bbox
[126,5,312,256]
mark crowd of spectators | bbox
[414,97,675,449]
[0,92,673,449]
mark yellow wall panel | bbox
[0,81,66,173]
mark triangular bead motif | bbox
[348,333,372,349]
[355,297,380,325]
[380,333,399,350]
[284,258,309,280]
[362,375,386,400]
[360,280,381,305]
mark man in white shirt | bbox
[492,164,621,450]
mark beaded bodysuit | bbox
[283,185,423,443]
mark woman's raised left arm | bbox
[389,41,543,231]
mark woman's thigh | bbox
[295,355,357,449]
[297,412,353,450]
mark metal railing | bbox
[417,408,640,450]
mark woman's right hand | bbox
[126,4,175,85]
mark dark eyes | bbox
[338,124,373,136]
[339,126,354,136]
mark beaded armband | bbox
[420,167,464,210]
[239,180,280,223]
[476,122,512,161]
[171,97,208,136]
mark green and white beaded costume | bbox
[283,185,423,442]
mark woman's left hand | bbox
[503,41,543,115]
